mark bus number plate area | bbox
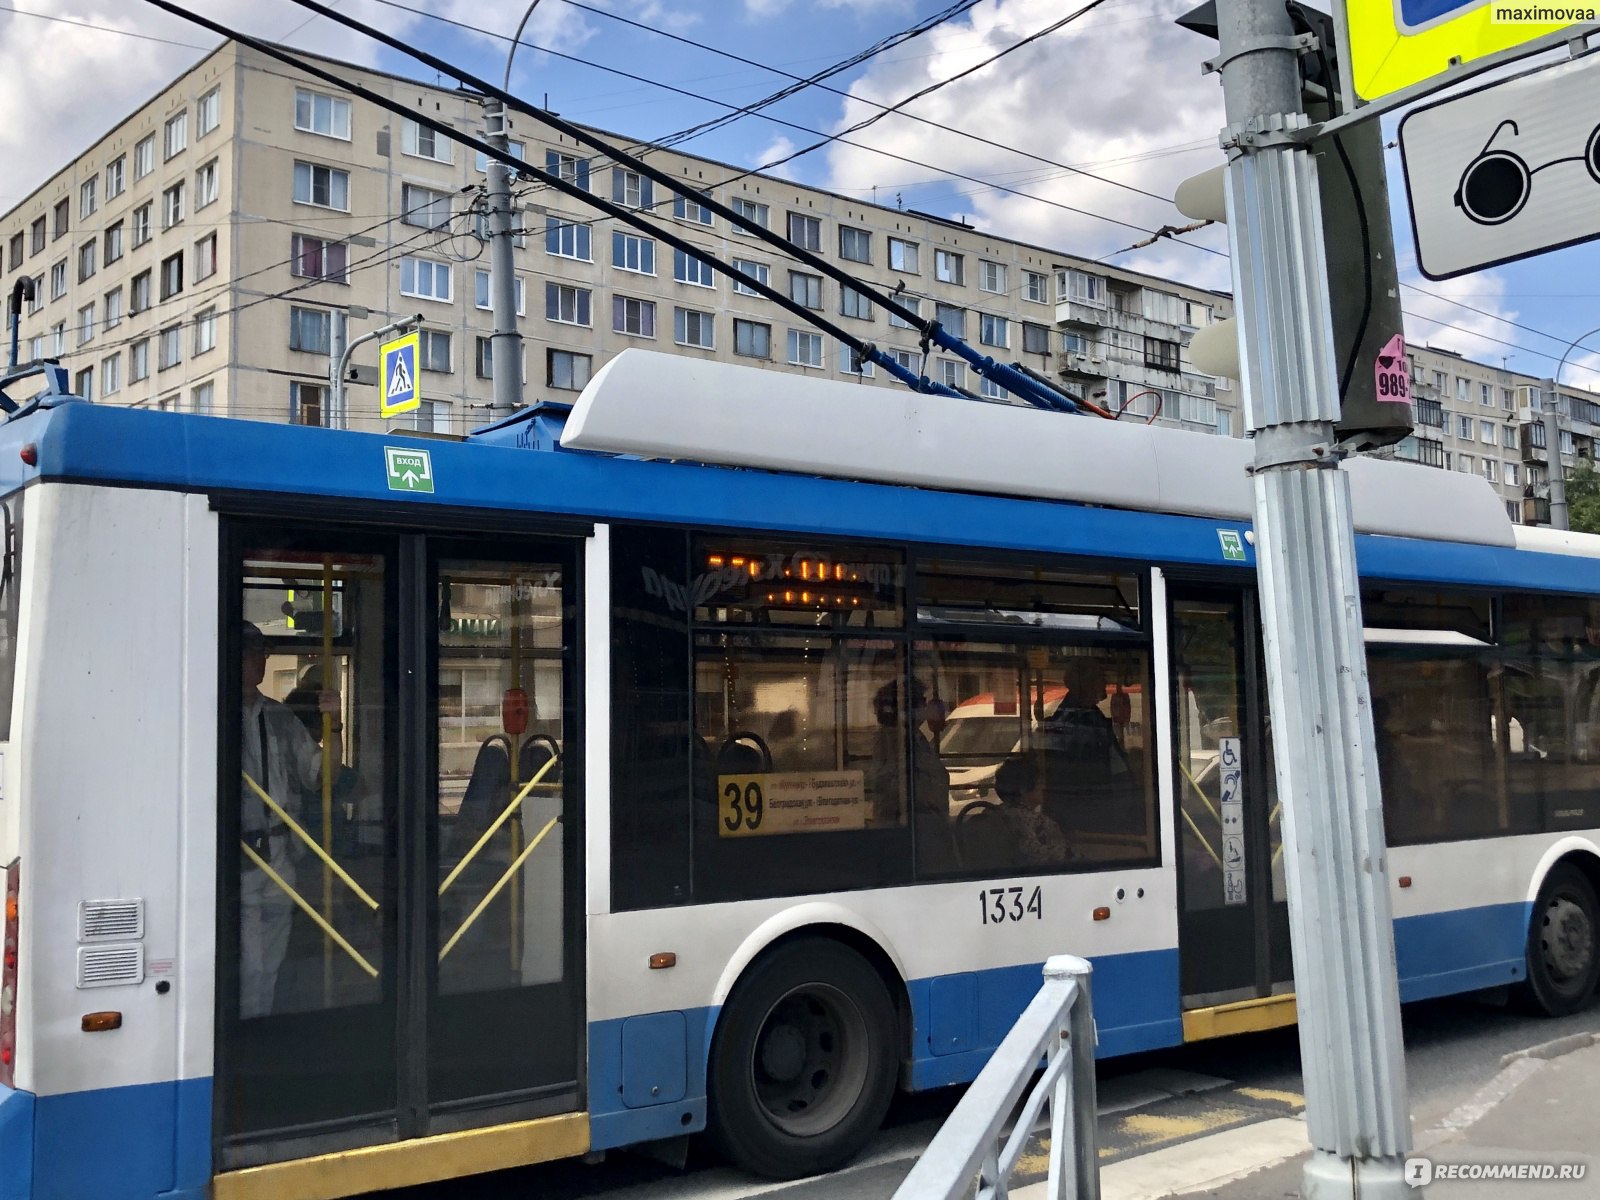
[717,771,868,837]
[979,885,1043,925]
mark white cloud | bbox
[745,0,910,15]
[1397,261,1523,367]
[817,0,1229,288]
[751,135,799,179]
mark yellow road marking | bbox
[1236,1086,1305,1110]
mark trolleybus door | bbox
[219,525,580,1169]
[1168,581,1294,1031]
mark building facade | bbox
[0,41,1591,525]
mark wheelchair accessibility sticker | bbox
[1401,53,1600,279]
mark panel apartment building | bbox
[0,39,1589,524]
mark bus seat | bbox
[452,733,513,853]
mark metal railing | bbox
[893,955,1099,1200]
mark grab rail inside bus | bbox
[439,813,560,961]
[439,752,558,898]
[239,840,378,978]
[241,771,379,911]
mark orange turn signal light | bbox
[81,1012,123,1032]
[1092,907,1111,922]
[649,952,677,970]
[1398,876,1412,889]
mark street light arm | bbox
[503,0,543,90]
[1556,326,1600,400]
[335,313,424,386]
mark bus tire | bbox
[1514,863,1600,1017]
[706,938,898,1179]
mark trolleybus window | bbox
[0,493,20,740]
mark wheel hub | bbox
[758,1022,807,1083]
[749,984,868,1137]
[1542,895,1594,983]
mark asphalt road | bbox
[378,989,1600,1200]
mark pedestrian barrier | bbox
[892,954,1099,1200]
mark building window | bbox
[474,142,525,172]
[472,339,523,383]
[934,302,966,340]
[888,347,919,375]
[979,313,1008,349]
[290,381,327,426]
[291,234,348,282]
[74,367,93,399]
[548,349,592,391]
[196,87,220,136]
[133,136,155,182]
[130,339,150,382]
[162,182,184,229]
[731,258,768,297]
[288,306,332,354]
[545,282,592,327]
[1024,270,1047,303]
[1503,425,1519,448]
[673,190,713,225]
[938,359,965,389]
[1457,453,1474,474]
[48,259,66,300]
[674,249,716,287]
[105,155,125,199]
[399,256,452,302]
[1456,377,1470,401]
[613,295,656,337]
[612,231,655,274]
[1022,322,1050,355]
[49,322,65,356]
[787,212,821,251]
[159,252,183,300]
[163,111,187,160]
[1062,269,1104,306]
[101,353,121,397]
[402,119,453,162]
[29,217,45,256]
[132,203,152,247]
[675,307,715,349]
[401,184,452,230]
[24,277,42,316]
[840,344,874,377]
[157,324,182,371]
[787,329,823,368]
[77,240,96,283]
[1506,462,1520,486]
[547,151,590,191]
[1457,415,1472,439]
[194,234,217,282]
[611,168,653,210]
[544,215,592,260]
[889,295,921,330]
[888,237,919,274]
[130,271,151,314]
[980,375,1008,400]
[473,269,526,315]
[1479,382,1492,406]
[79,178,96,221]
[419,330,451,373]
[980,260,1007,294]
[1144,336,1180,371]
[191,382,214,414]
[4,234,17,273]
[103,287,122,330]
[839,225,871,264]
[293,161,350,210]
[734,318,770,359]
[196,160,219,209]
[730,197,768,233]
[295,88,351,139]
[935,249,965,285]
[194,308,216,355]
[104,222,123,265]
[789,270,822,310]
[1484,458,1499,482]
[52,198,68,241]
[841,286,873,321]
[1502,386,1515,409]
[77,303,96,347]
[1480,419,1496,444]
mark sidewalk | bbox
[1155,1032,1600,1199]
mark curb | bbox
[1500,1029,1600,1066]
[1418,1030,1600,1149]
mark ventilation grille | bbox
[79,899,144,943]
[77,944,144,989]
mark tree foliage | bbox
[1564,462,1600,535]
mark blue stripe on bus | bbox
[5,1076,210,1200]
[21,403,1600,597]
[1394,901,1531,1001]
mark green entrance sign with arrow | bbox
[384,446,435,494]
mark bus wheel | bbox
[1514,864,1600,1017]
[707,939,898,1179]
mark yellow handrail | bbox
[439,815,559,962]
[241,771,378,911]
[437,755,556,897]
[241,840,378,978]
[1180,806,1224,869]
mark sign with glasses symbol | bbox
[1400,53,1600,280]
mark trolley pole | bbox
[484,98,524,416]
[1211,0,1414,1196]
[1540,377,1569,530]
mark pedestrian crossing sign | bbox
[380,331,421,418]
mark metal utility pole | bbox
[330,312,423,422]
[1541,377,1569,530]
[1210,0,1413,1195]
[327,313,347,429]
[483,98,523,416]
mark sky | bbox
[3,0,1599,390]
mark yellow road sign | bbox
[1347,0,1576,101]
[380,331,420,418]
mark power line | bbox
[0,2,213,50]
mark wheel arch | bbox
[1525,837,1600,908]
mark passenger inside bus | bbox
[993,752,1070,867]
[870,678,956,869]
[1038,658,1140,837]
[238,622,341,1020]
